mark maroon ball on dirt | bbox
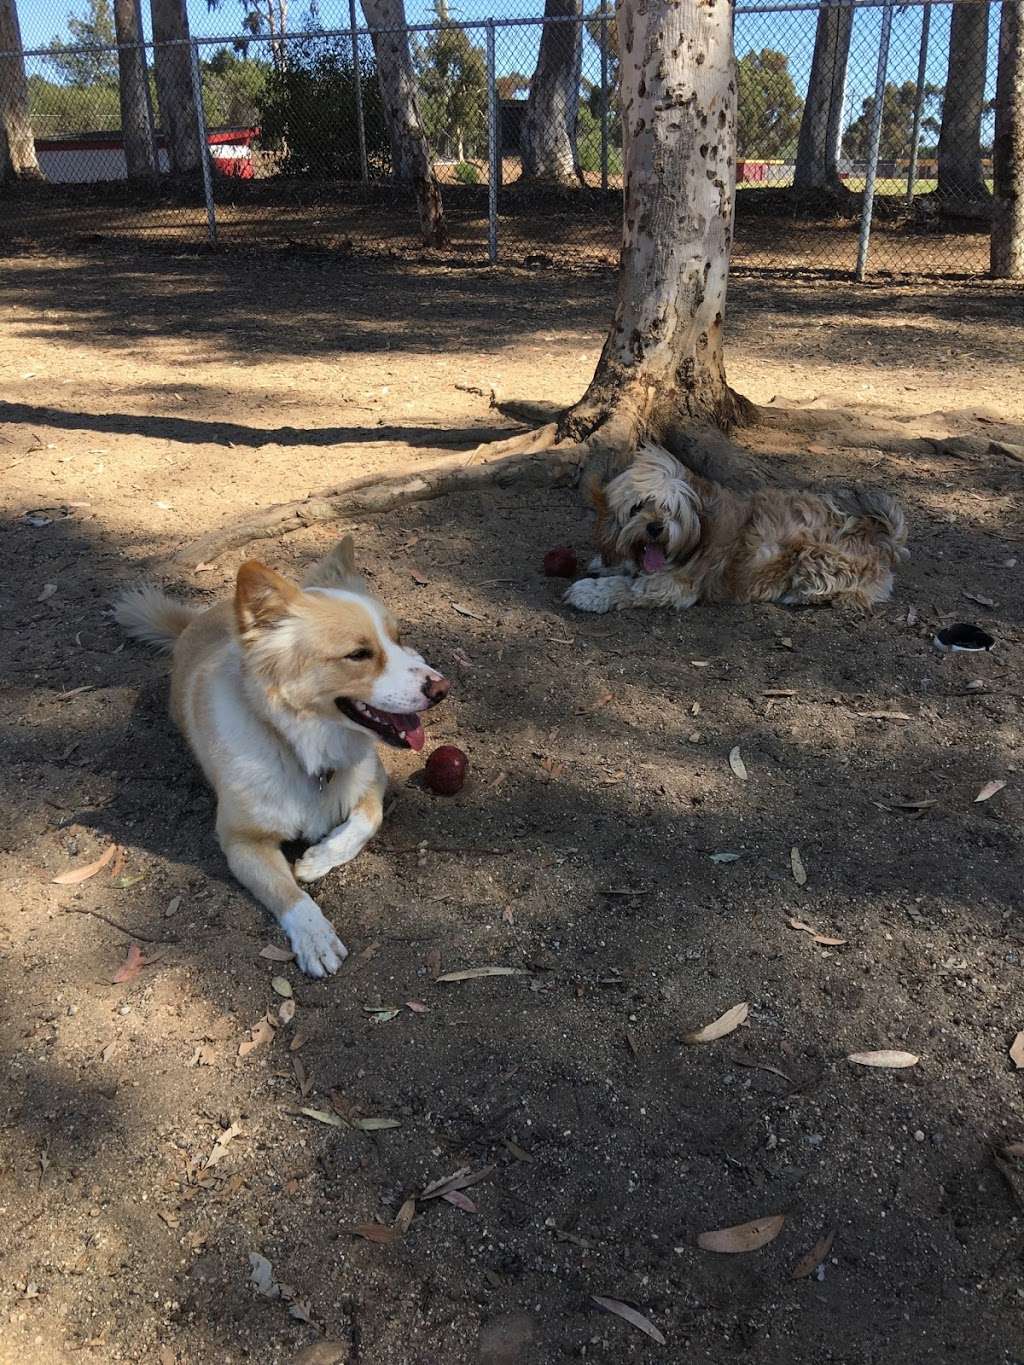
[543,546,578,578]
[424,745,469,796]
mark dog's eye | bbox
[630,503,644,517]
[345,648,373,662]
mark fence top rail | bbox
[8,0,994,63]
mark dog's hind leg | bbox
[221,830,349,977]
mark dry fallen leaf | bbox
[271,976,293,999]
[964,590,995,608]
[405,1001,429,1014]
[435,967,525,983]
[347,1222,401,1244]
[248,1252,279,1298]
[299,1107,346,1128]
[395,1196,417,1233]
[441,1189,478,1212]
[697,1213,785,1253]
[204,1121,242,1169]
[791,1229,835,1279]
[421,1165,494,1201]
[36,582,58,602]
[538,755,568,781]
[847,1050,919,1068]
[591,1296,666,1346]
[787,918,847,947]
[52,843,117,885]
[1001,1141,1024,1159]
[976,779,1007,803]
[709,852,741,864]
[351,1117,401,1131]
[111,942,147,984]
[279,999,296,1025]
[1010,1032,1024,1069]
[260,945,295,962]
[238,1014,275,1058]
[790,846,807,886]
[289,1031,308,1052]
[857,711,913,722]
[451,602,486,620]
[100,1040,116,1063]
[728,746,748,781]
[683,1002,749,1045]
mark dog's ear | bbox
[235,561,300,638]
[302,534,361,590]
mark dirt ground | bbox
[1,249,1024,1365]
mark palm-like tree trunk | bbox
[937,0,992,201]
[114,0,158,181]
[150,0,202,176]
[519,0,584,186]
[0,0,43,182]
[362,0,446,246]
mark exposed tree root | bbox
[175,442,582,568]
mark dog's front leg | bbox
[293,763,386,884]
[628,571,700,611]
[220,831,348,978]
[564,574,635,613]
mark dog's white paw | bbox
[294,845,338,882]
[294,812,375,882]
[280,897,348,978]
[564,576,628,613]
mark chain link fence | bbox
[0,0,1005,278]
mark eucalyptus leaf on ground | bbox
[847,1050,919,1068]
[351,1117,401,1131]
[591,1296,666,1345]
[787,918,847,946]
[976,779,1007,803]
[791,1230,835,1278]
[346,1222,401,1244]
[435,966,525,983]
[790,846,807,886]
[697,1213,785,1253]
[271,976,293,999]
[1010,1032,1024,1069]
[52,843,117,885]
[299,1107,346,1128]
[683,1002,749,1044]
[709,852,741,863]
[728,746,748,781]
[260,945,295,962]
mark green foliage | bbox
[29,71,120,134]
[201,48,269,127]
[576,100,622,175]
[47,0,117,86]
[454,159,479,184]
[842,80,942,162]
[414,9,487,161]
[257,37,390,177]
[736,49,802,159]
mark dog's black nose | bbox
[647,521,663,538]
[422,675,450,705]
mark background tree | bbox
[48,0,117,84]
[362,0,447,246]
[151,0,204,174]
[113,0,158,180]
[0,0,42,180]
[992,0,1024,275]
[793,1,852,193]
[519,0,584,186]
[937,0,991,201]
[843,79,941,162]
[415,2,486,163]
[736,48,802,159]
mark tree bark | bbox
[0,0,43,182]
[562,0,747,448]
[114,0,158,181]
[519,0,584,186]
[992,0,1024,276]
[362,0,447,247]
[793,1,852,193]
[150,0,202,176]
[937,0,991,201]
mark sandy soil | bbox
[1,249,1023,1365]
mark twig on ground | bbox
[64,906,179,943]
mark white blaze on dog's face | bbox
[604,443,703,573]
[234,560,448,752]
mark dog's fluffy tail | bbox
[839,490,909,559]
[113,585,200,652]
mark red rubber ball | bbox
[424,745,469,795]
[543,546,578,578]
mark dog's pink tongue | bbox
[642,545,667,573]
[404,719,426,752]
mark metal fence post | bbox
[189,40,218,246]
[599,0,609,191]
[349,0,369,181]
[905,2,931,203]
[486,18,498,264]
[855,1,894,282]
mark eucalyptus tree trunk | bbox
[519,0,584,186]
[362,0,447,246]
[114,0,158,181]
[793,1,852,193]
[564,0,745,445]
[937,0,992,201]
[992,0,1024,276]
[0,0,43,182]
[151,0,202,176]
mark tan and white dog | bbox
[115,538,448,977]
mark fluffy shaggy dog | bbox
[115,538,448,977]
[565,442,908,614]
